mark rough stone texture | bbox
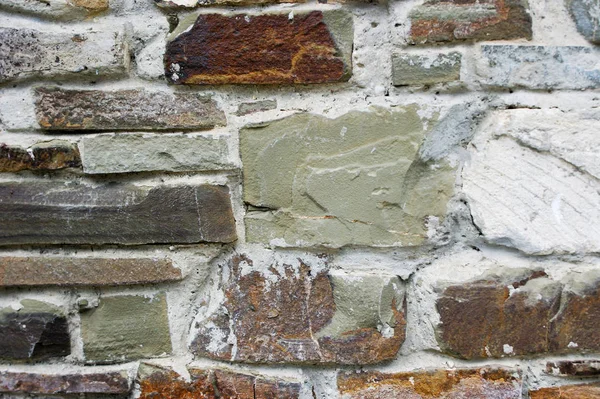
[530,384,600,398]
[567,0,600,44]
[241,106,456,248]
[80,293,172,363]
[392,52,461,86]
[0,300,70,361]
[408,0,532,44]
[191,255,406,365]
[0,28,127,83]
[0,141,80,172]
[156,0,304,7]
[436,268,600,359]
[477,45,600,90]
[81,134,234,174]
[338,368,521,398]
[0,0,108,19]
[164,10,353,84]
[235,100,278,116]
[463,109,600,254]
[0,257,182,287]
[546,360,600,377]
[0,370,130,395]
[35,87,226,131]
[138,364,301,399]
[0,182,237,245]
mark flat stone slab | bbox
[0,257,182,287]
[0,182,237,245]
[530,383,600,398]
[0,0,108,19]
[81,134,234,174]
[35,87,226,131]
[0,140,80,172]
[164,10,353,84]
[156,0,304,7]
[567,0,600,44]
[0,28,127,83]
[0,370,130,395]
[392,52,461,86]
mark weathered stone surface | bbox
[392,52,461,86]
[164,10,353,84]
[0,257,181,287]
[138,364,300,399]
[35,87,226,131]
[235,100,278,116]
[463,109,600,254]
[338,368,521,398]
[408,0,532,44]
[0,300,70,361]
[81,134,234,174]
[547,360,600,377]
[567,0,600,44]
[0,182,237,245]
[191,255,406,365]
[156,0,304,7]
[0,141,80,172]
[0,28,127,83]
[241,106,456,248]
[0,0,108,19]
[477,45,600,90]
[436,268,600,359]
[0,370,130,395]
[81,293,172,363]
[530,384,600,398]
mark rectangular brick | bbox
[0,28,127,83]
[35,87,226,131]
[0,141,80,172]
[478,45,600,90]
[530,383,600,398]
[0,257,182,287]
[392,52,461,86]
[81,134,234,174]
[0,370,130,395]
[0,182,236,245]
[165,10,353,84]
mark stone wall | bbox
[0,0,599,397]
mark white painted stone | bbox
[0,0,108,20]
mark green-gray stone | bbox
[240,106,456,248]
[81,293,172,364]
[392,52,461,86]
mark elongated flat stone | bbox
[530,383,600,398]
[164,10,353,84]
[392,52,461,86]
[0,257,182,287]
[0,141,80,172]
[0,0,108,20]
[156,0,304,7]
[0,300,70,361]
[0,370,130,395]
[81,134,234,174]
[35,88,226,131]
[0,28,127,83]
[0,182,236,245]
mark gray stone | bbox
[477,45,600,90]
[0,0,109,20]
[0,182,237,245]
[392,52,461,86]
[35,87,226,131]
[0,300,70,361]
[0,28,128,83]
[240,106,456,248]
[81,293,172,363]
[567,0,600,44]
[0,370,130,395]
[235,100,277,116]
[81,134,234,174]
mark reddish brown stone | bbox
[530,384,600,399]
[0,370,130,395]
[546,360,600,377]
[409,0,532,45]
[156,0,304,7]
[338,368,521,398]
[164,10,352,84]
[191,255,406,365]
[0,141,80,172]
[0,257,182,287]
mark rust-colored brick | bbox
[530,384,600,399]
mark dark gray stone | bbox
[0,370,130,394]
[0,182,237,245]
